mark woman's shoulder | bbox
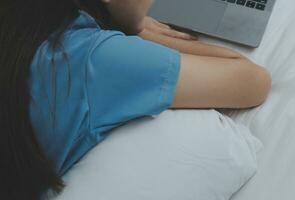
[60,9,128,51]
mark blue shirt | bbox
[29,9,181,176]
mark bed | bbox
[210,0,295,199]
[52,0,295,199]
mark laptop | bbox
[148,0,276,47]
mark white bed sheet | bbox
[206,0,295,199]
[52,0,295,199]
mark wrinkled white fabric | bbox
[52,109,262,200]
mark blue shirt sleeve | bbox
[86,31,181,139]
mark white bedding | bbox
[52,0,295,199]
[206,0,295,199]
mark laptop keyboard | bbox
[220,0,267,11]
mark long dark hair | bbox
[0,0,110,199]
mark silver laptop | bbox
[148,0,276,47]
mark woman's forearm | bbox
[138,29,247,60]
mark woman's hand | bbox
[139,16,198,41]
[137,17,246,59]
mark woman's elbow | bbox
[239,62,272,108]
[252,66,272,105]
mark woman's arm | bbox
[138,18,272,109]
[170,53,272,109]
[138,28,247,59]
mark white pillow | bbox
[52,109,263,200]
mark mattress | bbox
[52,0,295,199]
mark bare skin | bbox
[100,0,272,109]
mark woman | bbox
[0,0,272,199]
